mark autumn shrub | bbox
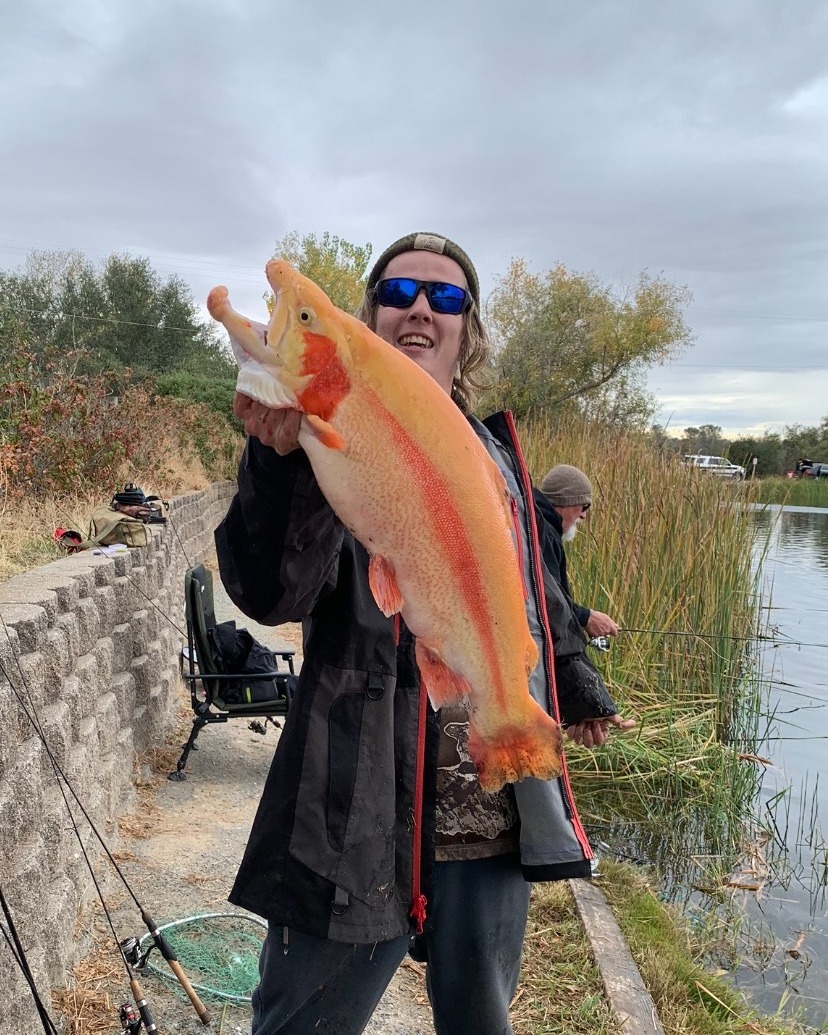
[155,371,238,418]
[0,358,242,499]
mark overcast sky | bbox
[2,0,826,437]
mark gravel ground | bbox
[88,560,435,1035]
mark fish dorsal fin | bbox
[368,555,403,616]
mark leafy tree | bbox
[680,424,727,456]
[0,250,234,379]
[486,260,693,427]
[780,417,828,470]
[729,433,784,476]
[648,423,682,455]
[269,231,372,313]
[155,371,238,421]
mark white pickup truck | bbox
[682,455,746,480]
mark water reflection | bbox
[737,506,828,1026]
[589,506,828,1029]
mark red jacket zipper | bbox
[409,677,428,934]
[504,412,592,858]
[397,612,428,932]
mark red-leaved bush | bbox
[0,360,242,498]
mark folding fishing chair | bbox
[169,564,297,780]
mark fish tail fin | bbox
[415,641,470,709]
[468,704,562,793]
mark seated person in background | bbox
[534,464,619,640]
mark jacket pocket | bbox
[288,663,396,907]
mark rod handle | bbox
[140,910,210,1025]
[129,977,158,1034]
[167,958,211,1025]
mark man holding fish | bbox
[211,232,634,1034]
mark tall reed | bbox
[521,416,767,880]
[754,477,828,508]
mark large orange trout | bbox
[208,261,562,791]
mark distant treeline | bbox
[651,420,828,477]
[0,251,241,497]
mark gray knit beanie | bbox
[366,232,480,307]
[540,464,593,508]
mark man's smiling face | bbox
[374,251,467,397]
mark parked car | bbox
[795,458,828,478]
[681,455,746,480]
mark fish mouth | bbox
[215,285,298,410]
[236,353,292,410]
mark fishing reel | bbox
[120,935,154,972]
[588,635,612,652]
[118,1002,143,1034]
[143,498,168,525]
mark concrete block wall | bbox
[0,482,235,1034]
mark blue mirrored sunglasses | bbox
[375,277,471,315]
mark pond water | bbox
[731,506,828,1025]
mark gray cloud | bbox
[1,0,826,433]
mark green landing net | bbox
[138,912,267,1004]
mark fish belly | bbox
[298,408,562,792]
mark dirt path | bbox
[92,559,435,1034]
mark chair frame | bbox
[169,564,296,780]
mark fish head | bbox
[208,261,352,419]
[263,260,352,416]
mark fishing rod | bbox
[614,627,828,651]
[0,634,211,1028]
[1,888,60,1035]
[0,647,162,1032]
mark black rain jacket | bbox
[215,412,618,943]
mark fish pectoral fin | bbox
[415,641,470,709]
[368,555,403,616]
[304,413,346,450]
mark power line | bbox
[5,305,216,335]
[2,236,828,325]
[691,307,828,323]
[1,308,823,373]
[0,236,270,282]
[656,362,828,372]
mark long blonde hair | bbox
[354,289,492,413]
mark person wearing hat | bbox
[535,464,619,640]
[217,232,632,1035]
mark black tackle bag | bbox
[206,621,296,706]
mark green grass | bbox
[515,882,614,1035]
[754,477,828,507]
[515,862,810,1035]
[597,861,809,1035]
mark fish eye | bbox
[299,307,314,324]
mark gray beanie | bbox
[366,232,480,307]
[540,464,593,508]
